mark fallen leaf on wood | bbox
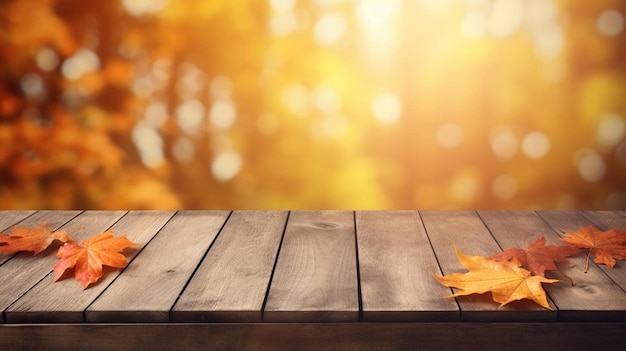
[560,226,626,271]
[53,230,135,289]
[433,245,559,309]
[490,237,580,277]
[0,225,73,255]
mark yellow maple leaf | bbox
[433,245,559,309]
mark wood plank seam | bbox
[168,211,233,322]
[83,210,180,321]
[416,211,461,315]
[475,210,506,252]
[352,210,364,321]
[1,210,86,324]
[260,211,291,322]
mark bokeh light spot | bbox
[175,99,205,134]
[521,131,550,159]
[574,149,606,183]
[209,100,237,129]
[314,12,347,46]
[371,92,402,125]
[35,47,59,72]
[282,83,311,116]
[596,113,625,148]
[132,123,164,168]
[490,129,518,160]
[20,73,45,99]
[597,10,625,36]
[488,0,523,38]
[270,0,296,13]
[212,151,243,182]
[61,48,100,80]
[122,0,167,16]
[313,86,342,114]
[460,11,487,39]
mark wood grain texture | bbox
[0,210,37,265]
[420,210,555,321]
[1,323,625,351]
[532,210,626,321]
[264,210,359,322]
[85,211,229,323]
[0,211,35,232]
[0,211,98,322]
[172,211,287,322]
[356,210,458,322]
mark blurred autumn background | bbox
[1,0,625,210]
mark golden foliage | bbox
[0,0,625,210]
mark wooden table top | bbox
[1,210,625,324]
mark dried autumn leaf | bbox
[53,230,135,289]
[560,226,626,270]
[433,245,559,309]
[490,237,580,277]
[0,225,72,255]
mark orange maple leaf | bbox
[433,245,559,309]
[53,230,135,289]
[0,225,73,255]
[490,237,580,277]
[560,226,626,271]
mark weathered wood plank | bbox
[420,210,556,322]
[85,211,229,323]
[3,211,172,323]
[1,323,625,351]
[0,210,37,265]
[0,211,96,323]
[0,211,36,232]
[172,211,287,322]
[264,210,359,322]
[532,210,626,321]
[356,210,458,322]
